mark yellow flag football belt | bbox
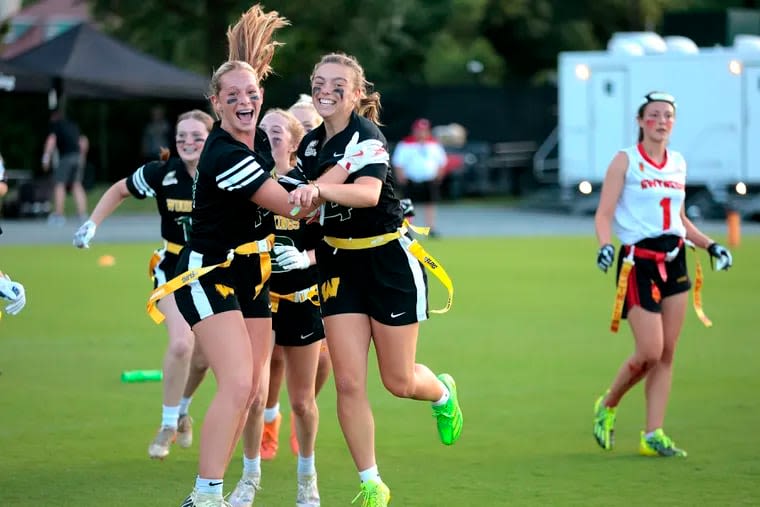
[610,242,712,333]
[270,284,320,313]
[148,240,185,279]
[322,220,453,314]
[146,235,275,324]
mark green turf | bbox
[0,237,758,506]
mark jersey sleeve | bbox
[125,161,164,199]
[213,147,270,198]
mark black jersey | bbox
[125,157,192,245]
[188,122,273,255]
[271,169,321,294]
[297,111,403,238]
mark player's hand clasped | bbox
[273,245,310,271]
[596,244,616,273]
[73,220,97,249]
[707,242,732,271]
[0,274,26,315]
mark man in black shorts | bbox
[41,109,87,225]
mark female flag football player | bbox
[288,52,463,506]
[593,92,732,458]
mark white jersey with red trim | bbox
[613,144,687,245]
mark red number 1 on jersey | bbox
[659,197,671,230]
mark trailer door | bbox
[744,66,760,182]
[590,70,627,182]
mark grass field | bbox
[0,236,758,506]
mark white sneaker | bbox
[180,490,232,507]
[177,414,193,448]
[228,474,260,507]
[296,474,320,507]
[148,425,176,459]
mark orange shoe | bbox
[290,415,299,456]
[260,413,281,460]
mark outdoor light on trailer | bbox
[578,181,593,195]
[575,64,591,81]
[735,182,747,195]
[729,59,743,75]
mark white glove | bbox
[0,274,26,315]
[337,131,389,175]
[273,245,311,271]
[73,220,97,248]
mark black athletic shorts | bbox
[174,247,271,328]
[404,180,440,204]
[616,234,691,319]
[316,235,428,326]
[272,297,324,346]
[151,251,180,289]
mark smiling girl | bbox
[288,53,463,506]
[73,109,214,460]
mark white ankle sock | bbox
[297,453,316,476]
[161,405,180,428]
[178,396,193,416]
[358,465,381,483]
[432,380,450,406]
[243,455,261,476]
[195,476,223,496]
[264,403,280,423]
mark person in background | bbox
[142,106,172,163]
[74,109,214,460]
[258,94,330,463]
[42,108,87,226]
[288,52,463,507]
[289,94,323,133]
[0,151,8,198]
[593,91,733,458]
[229,108,323,507]
[391,118,447,236]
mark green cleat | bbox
[639,429,687,457]
[351,480,391,507]
[432,373,463,446]
[593,392,616,450]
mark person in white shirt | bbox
[391,118,447,235]
[592,92,733,458]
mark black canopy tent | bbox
[4,23,209,100]
[2,23,210,178]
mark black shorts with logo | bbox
[615,234,691,318]
[272,297,324,347]
[174,247,271,328]
[315,235,428,326]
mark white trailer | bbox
[539,32,760,217]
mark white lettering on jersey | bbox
[613,144,687,245]
[162,170,178,186]
[304,140,318,157]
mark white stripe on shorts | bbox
[398,235,427,322]
[188,250,214,320]
[153,248,168,286]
